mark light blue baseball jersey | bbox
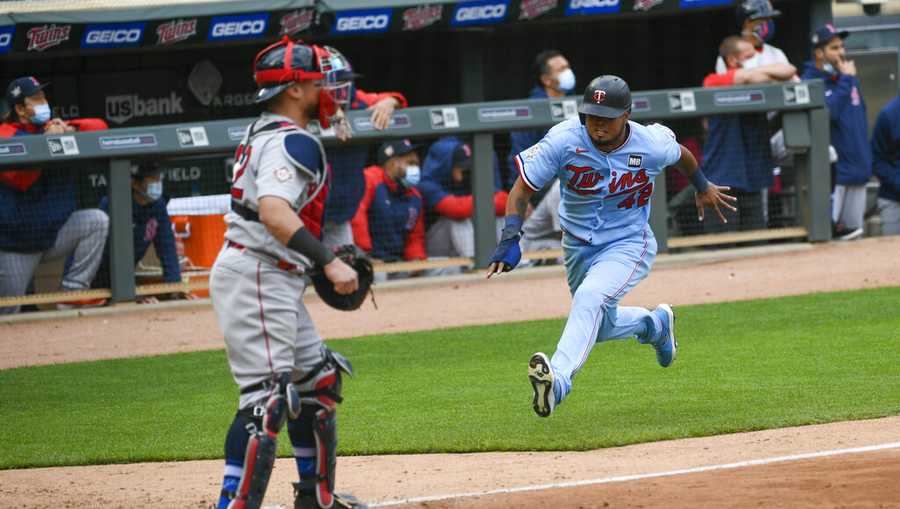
[514,117,681,245]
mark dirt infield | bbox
[2,237,900,508]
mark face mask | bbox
[30,103,51,125]
[823,62,836,74]
[401,164,421,188]
[752,20,775,43]
[145,181,163,201]
[556,69,576,92]
[741,54,761,70]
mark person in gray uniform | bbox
[209,37,364,509]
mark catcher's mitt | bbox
[310,244,374,311]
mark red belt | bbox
[227,240,300,272]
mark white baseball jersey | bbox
[225,112,328,267]
[715,43,790,74]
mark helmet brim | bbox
[578,102,628,119]
[254,83,293,104]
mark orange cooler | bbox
[167,195,231,296]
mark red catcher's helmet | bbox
[253,36,351,128]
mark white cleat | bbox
[528,352,556,418]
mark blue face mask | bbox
[145,181,163,201]
[30,103,51,125]
[401,164,421,188]
[752,20,775,43]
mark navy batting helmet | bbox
[737,0,781,25]
[577,75,631,119]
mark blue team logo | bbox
[81,22,145,48]
[679,0,732,9]
[208,13,268,41]
[0,26,14,54]
[565,0,620,16]
[451,0,510,26]
[332,8,393,34]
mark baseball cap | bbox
[377,139,419,165]
[451,142,472,170]
[811,23,849,49]
[130,162,163,179]
[6,76,49,107]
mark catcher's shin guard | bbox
[229,373,297,509]
[293,349,359,509]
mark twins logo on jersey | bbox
[608,169,653,210]
[565,165,604,196]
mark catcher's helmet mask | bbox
[253,36,350,129]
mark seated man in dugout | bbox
[92,162,194,303]
[418,137,508,273]
[351,139,426,280]
[0,76,109,313]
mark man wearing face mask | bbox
[715,0,792,77]
[0,76,109,313]
[90,162,188,302]
[419,137,508,265]
[320,54,408,250]
[506,50,575,190]
[801,24,871,241]
[701,36,796,233]
[350,139,426,264]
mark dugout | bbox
[0,0,834,122]
[0,0,836,208]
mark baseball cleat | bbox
[653,304,677,368]
[528,352,556,417]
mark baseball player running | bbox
[488,76,736,417]
[210,37,365,509]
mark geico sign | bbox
[456,4,507,22]
[336,15,389,31]
[86,29,141,44]
[0,33,11,47]
[570,0,618,7]
[212,20,266,37]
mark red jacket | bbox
[0,118,107,192]
[351,165,426,262]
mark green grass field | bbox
[2,287,900,470]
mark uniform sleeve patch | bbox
[275,167,292,183]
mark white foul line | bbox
[371,441,900,507]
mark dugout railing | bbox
[0,80,830,307]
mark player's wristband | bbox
[287,228,336,266]
[689,169,710,193]
[500,214,524,242]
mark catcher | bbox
[210,37,371,509]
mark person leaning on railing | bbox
[872,91,900,236]
[0,76,110,314]
[699,36,796,234]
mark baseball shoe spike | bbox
[528,352,556,417]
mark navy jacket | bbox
[324,88,407,224]
[872,94,900,203]
[95,196,181,285]
[801,62,872,185]
[507,86,549,189]
[0,124,76,252]
[351,166,426,262]
[700,113,774,192]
